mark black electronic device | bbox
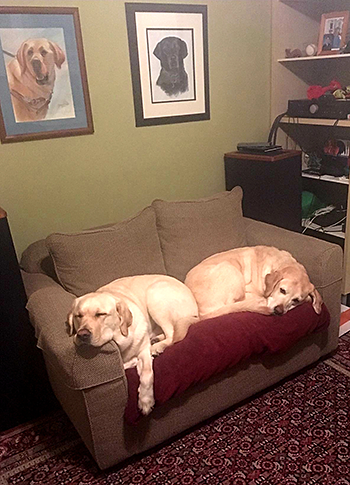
[287,98,350,119]
[237,142,283,154]
[320,154,349,177]
[236,112,286,155]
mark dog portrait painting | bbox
[0,27,75,122]
[148,29,195,103]
[125,2,209,126]
[153,36,189,97]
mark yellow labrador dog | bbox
[6,38,65,122]
[185,245,322,320]
[66,275,199,415]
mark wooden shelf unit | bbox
[302,172,349,185]
[271,0,350,294]
[281,116,350,127]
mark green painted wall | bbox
[0,0,271,256]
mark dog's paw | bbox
[151,347,163,357]
[151,341,167,356]
[138,395,155,415]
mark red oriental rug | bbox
[1,334,350,485]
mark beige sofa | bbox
[20,187,342,469]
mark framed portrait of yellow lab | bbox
[0,6,93,143]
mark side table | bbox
[224,150,302,232]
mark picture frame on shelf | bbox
[0,6,93,143]
[125,2,210,127]
[317,10,349,56]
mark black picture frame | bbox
[125,3,210,127]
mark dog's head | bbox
[264,265,322,315]
[16,38,65,84]
[66,292,133,347]
[153,36,188,71]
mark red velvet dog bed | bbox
[124,303,330,425]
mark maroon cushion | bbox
[124,302,330,425]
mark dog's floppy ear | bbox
[264,271,282,297]
[16,42,28,74]
[116,300,133,337]
[179,38,188,59]
[66,310,76,336]
[66,298,79,336]
[48,41,66,68]
[153,39,163,60]
[309,287,323,314]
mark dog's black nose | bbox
[32,58,42,72]
[77,328,92,343]
[274,305,284,316]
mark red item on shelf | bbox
[307,79,342,99]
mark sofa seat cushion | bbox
[46,207,166,296]
[124,302,330,425]
[152,187,247,281]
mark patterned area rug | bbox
[1,335,349,485]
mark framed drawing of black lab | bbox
[125,3,210,127]
[0,6,93,143]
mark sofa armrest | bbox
[22,270,63,298]
[26,285,127,392]
[244,218,343,288]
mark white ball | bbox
[306,44,317,56]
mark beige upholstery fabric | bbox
[26,285,126,390]
[43,325,335,470]
[21,239,58,280]
[152,187,247,281]
[20,224,117,279]
[45,206,166,296]
[21,270,62,298]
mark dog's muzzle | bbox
[273,305,284,316]
[32,59,49,85]
[168,56,179,70]
[76,328,92,344]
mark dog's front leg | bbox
[136,349,155,415]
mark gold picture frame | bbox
[317,10,349,56]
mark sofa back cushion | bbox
[152,187,247,281]
[45,206,166,296]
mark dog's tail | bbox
[173,315,199,343]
